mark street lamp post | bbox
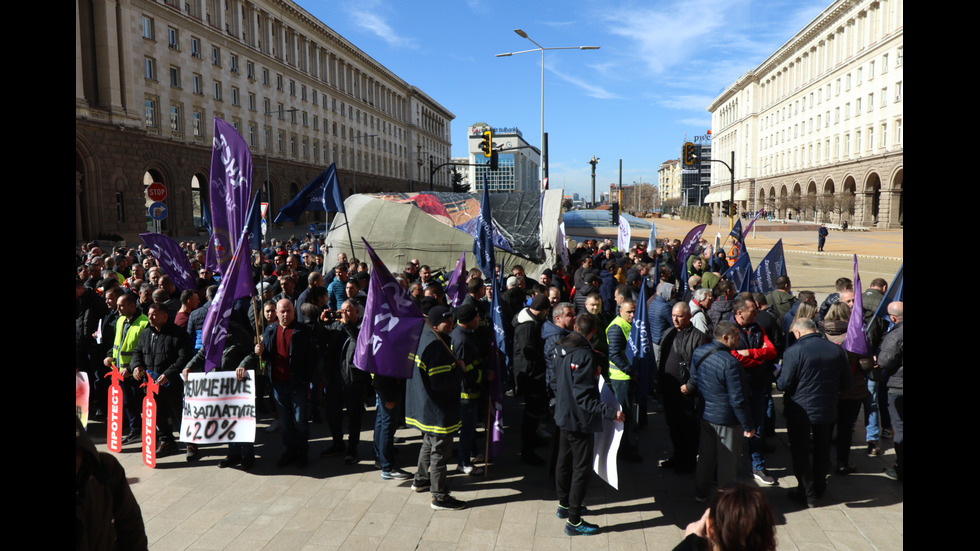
[496,30,598,188]
[263,107,298,244]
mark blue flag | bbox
[753,239,787,295]
[626,276,654,401]
[474,174,496,280]
[487,258,507,459]
[648,217,658,250]
[244,189,262,252]
[729,219,744,244]
[723,249,754,293]
[873,264,903,326]
[273,163,344,223]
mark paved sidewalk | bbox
[89,389,903,550]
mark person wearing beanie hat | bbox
[407,305,467,510]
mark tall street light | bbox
[496,29,598,188]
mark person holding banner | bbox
[553,313,626,536]
[105,293,149,445]
[182,319,258,470]
[131,304,192,457]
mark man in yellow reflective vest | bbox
[103,293,149,445]
[607,299,642,462]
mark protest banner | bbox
[142,379,159,468]
[180,371,257,444]
[104,370,125,452]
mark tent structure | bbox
[324,189,565,278]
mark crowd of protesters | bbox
[76,229,902,540]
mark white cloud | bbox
[546,58,620,100]
[346,4,418,49]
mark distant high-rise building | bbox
[466,123,540,193]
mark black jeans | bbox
[555,429,593,524]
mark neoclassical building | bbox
[76,0,454,242]
[706,0,902,228]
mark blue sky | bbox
[303,0,829,199]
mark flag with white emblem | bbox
[353,238,426,379]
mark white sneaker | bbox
[457,464,485,476]
[265,420,281,433]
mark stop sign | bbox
[147,182,167,202]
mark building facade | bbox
[76,0,454,242]
[466,123,540,193]
[658,159,682,204]
[706,0,902,228]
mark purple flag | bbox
[139,233,196,291]
[743,209,763,235]
[842,255,871,356]
[201,229,253,372]
[675,224,706,292]
[203,233,219,273]
[444,253,467,308]
[208,117,253,299]
[354,238,427,379]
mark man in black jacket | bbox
[320,299,368,464]
[660,302,708,473]
[777,319,851,507]
[131,304,192,457]
[878,301,903,481]
[513,294,551,465]
[553,313,625,536]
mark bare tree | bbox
[833,193,855,224]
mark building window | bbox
[248,124,256,147]
[867,93,873,112]
[211,46,221,66]
[880,123,887,147]
[880,87,887,107]
[214,81,222,101]
[869,61,875,80]
[141,16,154,40]
[263,97,271,114]
[262,68,270,85]
[248,92,256,111]
[115,192,125,223]
[896,47,903,66]
[247,61,255,80]
[232,87,240,106]
[193,112,203,136]
[302,112,308,127]
[278,131,284,153]
[145,99,158,127]
[867,127,873,150]
[855,98,861,114]
[168,27,178,50]
[301,85,307,101]
[882,54,889,73]
[192,74,202,95]
[895,119,902,144]
[230,54,239,74]
[277,103,284,119]
[312,90,318,105]
[895,81,902,102]
[170,105,181,132]
[290,110,297,124]
[144,57,156,81]
[169,66,180,88]
[191,37,201,58]
[857,67,862,85]
[289,80,296,96]
[313,115,318,131]
[276,74,283,91]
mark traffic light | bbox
[682,142,696,168]
[480,130,493,158]
[722,200,731,216]
[490,151,499,170]
[731,202,738,217]
[611,202,620,225]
